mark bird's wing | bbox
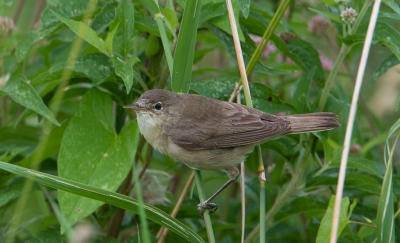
[169,101,292,150]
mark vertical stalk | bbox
[194,170,216,243]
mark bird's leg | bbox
[197,166,239,216]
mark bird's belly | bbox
[166,142,255,171]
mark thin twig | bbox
[156,172,195,243]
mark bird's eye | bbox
[154,102,162,110]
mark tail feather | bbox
[283,112,340,134]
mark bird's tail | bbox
[282,112,340,134]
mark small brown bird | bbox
[124,89,340,215]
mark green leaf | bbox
[307,171,382,196]
[199,2,226,26]
[316,196,354,243]
[172,0,202,93]
[308,8,342,23]
[212,27,287,75]
[383,0,400,15]
[18,124,67,168]
[105,22,120,54]
[0,161,205,243]
[16,0,91,61]
[112,56,140,93]
[286,38,325,88]
[371,22,400,60]
[92,2,118,33]
[111,0,135,58]
[210,0,245,42]
[275,197,327,221]
[370,54,400,85]
[160,7,178,39]
[1,73,60,126]
[237,0,250,18]
[377,118,400,243]
[58,89,140,227]
[139,0,160,16]
[292,68,315,113]
[190,77,294,113]
[52,11,109,56]
[50,53,113,85]
[330,156,383,178]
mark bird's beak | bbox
[123,102,144,111]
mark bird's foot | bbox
[197,201,218,217]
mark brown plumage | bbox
[125,89,340,215]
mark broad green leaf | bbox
[330,156,383,178]
[316,196,355,243]
[275,197,327,221]
[111,0,135,58]
[1,73,60,126]
[383,0,400,15]
[50,53,113,85]
[370,54,400,85]
[286,38,325,88]
[199,2,226,26]
[92,2,118,33]
[58,89,140,227]
[112,56,140,93]
[371,22,400,60]
[307,171,382,196]
[292,68,315,113]
[0,162,205,243]
[172,0,202,93]
[308,8,342,23]
[237,0,250,18]
[52,11,109,56]
[239,10,270,37]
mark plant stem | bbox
[245,0,291,77]
[244,136,314,243]
[194,170,216,243]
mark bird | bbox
[124,89,340,215]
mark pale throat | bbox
[136,111,169,155]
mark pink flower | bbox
[308,15,332,36]
[250,34,276,58]
[319,54,333,70]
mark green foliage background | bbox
[0,0,400,242]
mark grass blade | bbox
[0,162,205,243]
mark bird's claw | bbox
[197,202,218,217]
